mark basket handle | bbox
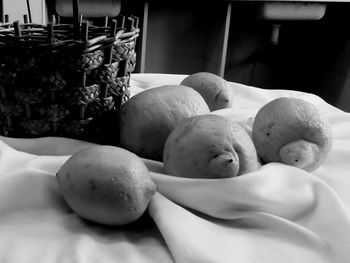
[25,0,32,23]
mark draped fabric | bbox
[0,73,349,263]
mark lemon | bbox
[119,85,210,161]
[180,72,234,111]
[56,145,157,225]
[163,114,260,179]
[252,97,332,172]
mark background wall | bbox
[223,3,350,112]
[2,0,46,23]
[122,1,350,112]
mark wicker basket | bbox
[0,13,139,143]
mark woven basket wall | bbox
[0,15,139,143]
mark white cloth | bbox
[1,73,350,263]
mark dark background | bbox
[121,1,350,112]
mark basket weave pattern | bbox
[0,16,139,142]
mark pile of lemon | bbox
[56,72,332,226]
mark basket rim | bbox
[0,18,139,53]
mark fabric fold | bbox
[0,73,349,263]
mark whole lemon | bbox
[163,114,260,179]
[56,146,157,225]
[119,85,210,161]
[252,97,332,172]
[180,72,234,111]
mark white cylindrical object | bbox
[259,3,327,21]
[271,24,281,45]
[55,0,121,17]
